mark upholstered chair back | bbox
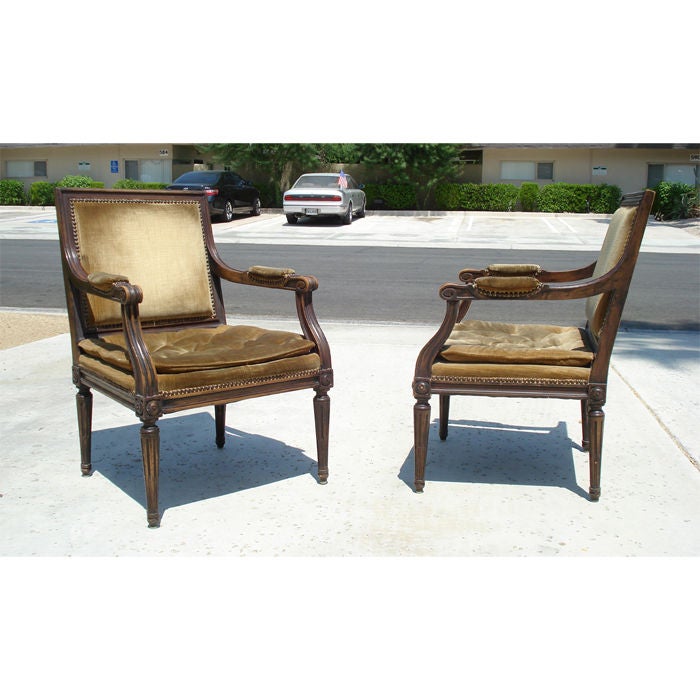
[70,198,216,329]
[584,204,638,340]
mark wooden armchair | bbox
[413,190,655,500]
[56,188,332,527]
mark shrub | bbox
[653,181,699,220]
[113,179,168,190]
[28,181,57,206]
[0,179,26,205]
[364,183,416,210]
[55,175,104,188]
[519,182,539,211]
[537,183,620,213]
[434,183,519,211]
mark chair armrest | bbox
[443,265,623,303]
[70,270,157,396]
[459,260,597,283]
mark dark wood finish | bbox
[413,190,655,501]
[56,188,333,527]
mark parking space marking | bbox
[540,217,559,233]
[559,218,577,233]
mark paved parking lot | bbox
[2,207,699,253]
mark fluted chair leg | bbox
[414,399,431,492]
[76,386,93,476]
[588,405,604,501]
[141,422,161,527]
[313,391,330,484]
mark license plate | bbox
[305,208,319,215]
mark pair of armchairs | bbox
[56,188,654,526]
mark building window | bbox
[124,159,165,182]
[6,160,47,178]
[500,161,554,181]
[647,163,697,188]
[125,160,138,180]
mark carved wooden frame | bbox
[412,190,655,500]
[56,188,333,527]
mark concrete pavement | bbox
[1,208,699,555]
[0,318,698,555]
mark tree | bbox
[357,143,461,208]
[197,143,320,204]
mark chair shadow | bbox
[91,412,317,517]
[399,418,589,498]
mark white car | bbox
[283,172,366,225]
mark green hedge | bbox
[363,183,417,210]
[537,183,621,213]
[434,183,520,211]
[519,182,539,212]
[28,181,57,205]
[653,181,699,220]
[113,179,168,189]
[0,179,26,205]
[55,175,105,188]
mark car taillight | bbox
[204,188,219,196]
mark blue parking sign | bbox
[110,160,119,173]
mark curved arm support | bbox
[443,264,625,303]
[459,260,597,284]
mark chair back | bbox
[56,188,221,333]
[584,190,655,341]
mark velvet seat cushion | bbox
[432,319,594,383]
[79,324,316,373]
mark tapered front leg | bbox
[588,406,604,501]
[76,386,93,476]
[215,404,226,448]
[414,399,431,492]
[313,391,330,484]
[141,422,161,527]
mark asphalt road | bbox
[1,240,698,330]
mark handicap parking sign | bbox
[110,160,119,174]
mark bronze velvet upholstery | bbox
[473,275,541,296]
[72,200,216,327]
[79,325,316,372]
[412,190,656,502]
[57,188,333,527]
[585,204,637,338]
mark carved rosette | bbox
[134,396,163,421]
[413,378,432,399]
[588,384,607,406]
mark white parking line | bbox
[540,217,559,233]
[559,218,577,233]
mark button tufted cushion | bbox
[79,324,316,373]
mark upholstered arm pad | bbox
[474,276,542,297]
[246,265,296,284]
[87,271,130,291]
[486,263,542,276]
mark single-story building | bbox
[1,143,698,196]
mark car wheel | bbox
[286,213,299,224]
[223,200,234,222]
[251,197,261,216]
[342,201,352,225]
[357,199,366,218]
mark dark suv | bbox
[167,170,261,222]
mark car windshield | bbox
[294,175,341,189]
[174,172,219,184]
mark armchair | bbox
[413,190,655,500]
[56,188,332,527]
